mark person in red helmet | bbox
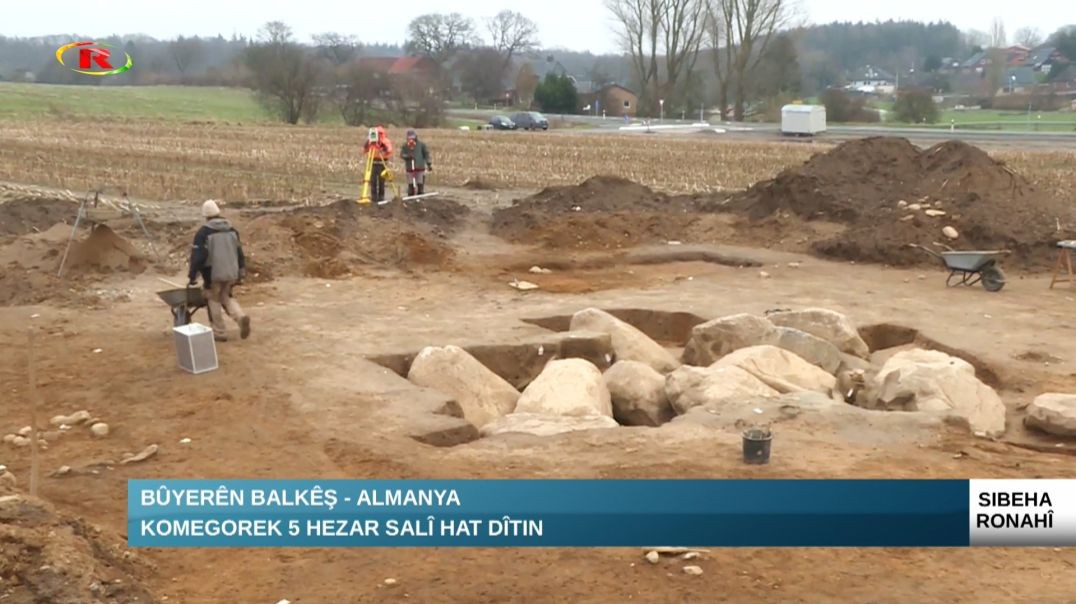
[362,125,394,202]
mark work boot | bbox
[214,334,228,343]
[407,184,416,197]
[239,316,251,340]
[418,184,425,195]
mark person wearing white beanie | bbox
[188,200,251,341]
[202,199,221,218]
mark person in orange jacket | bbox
[363,125,394,202]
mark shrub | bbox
[893,89,940,124]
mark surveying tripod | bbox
[359,129,398,205]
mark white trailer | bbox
[781,104,826,136]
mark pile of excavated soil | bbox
[717,137,1075,268]
[65,224,146,273]
[0,197,78,236]
[0,223,153,306]
[232,198,467,279]
[491,176,705,249]
[0,489,157,603]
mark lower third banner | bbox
[129,479,980,547]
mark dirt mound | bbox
[491,176,703,249]
[295,197,471,232]
[720,137,1075,268]
[65,225,146,273]
[233,199,460,279]
[0,197,78,236]
[0,223,152,306]
[0,490,157,603]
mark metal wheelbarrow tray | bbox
[911,244,1007,292]
[157,287,208,326]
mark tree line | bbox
[4,16,1074,125]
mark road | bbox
[448,109,1076,151]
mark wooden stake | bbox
[28,327,40,497]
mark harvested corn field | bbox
[3,119,1074,202]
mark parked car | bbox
[488,115,517,130]
[511,112,549,130]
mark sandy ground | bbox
[2,193,1076,602]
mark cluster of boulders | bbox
[896,198,958,240]
[2,410,110,451]
[405,307,1018,439]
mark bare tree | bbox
[708,0,792,121]
[169,36,203,79]
[607,0,660,115]
[459,47,507,103]
[607,0,705,116]
[990,17,1007,48]
[487,10,539,69]
[1014,27,1043,47]
[963,29,991,50]
[515,63,540,107]
[259,21,293,46]
[406,13,477,66]
[661,0,707,107]
[313,32,359,66]
[708,0,734,119]
[337,60,380,126]
[245,22,326,124]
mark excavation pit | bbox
[364,311,1006,446]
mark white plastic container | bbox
[173,323,218,374]
[781,104,827,136]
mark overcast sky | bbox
[6,0,1072,53]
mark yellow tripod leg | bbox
[359,150,374,204]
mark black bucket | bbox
[742,428,772,465]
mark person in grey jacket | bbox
[188,200,251,342]
[400,129,432,197]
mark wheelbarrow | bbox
[157,286,207,327]
[910,243,1007,292]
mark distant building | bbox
[1025,46,1069,74]
[1004,45,1031,66]
[357,56,436,80]
[961,51,991,73]
[8,68,35,83]
[847,66,895,94]
[1002,66,1038,93]
[580,84,638,117]
[356,56,438,96]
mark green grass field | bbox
[866,100,1076,131]
[0,82,501,129]
[936,109,1076,131]
[0,82,272,122]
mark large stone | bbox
[681,313,842,374]
[767,308,871,359]
[868,348,1005,437]
[665,365,778,415]
[1025,393,1076,437]
[603,361,674,426]
[570,308,679,373]
[480,413,619,437]
[515,359,613,418]
[408,345,520,428]
[772,327,843,374]
[713,345,837,394]
[681,314,776,366]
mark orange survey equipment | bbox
[359,127,397,204]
